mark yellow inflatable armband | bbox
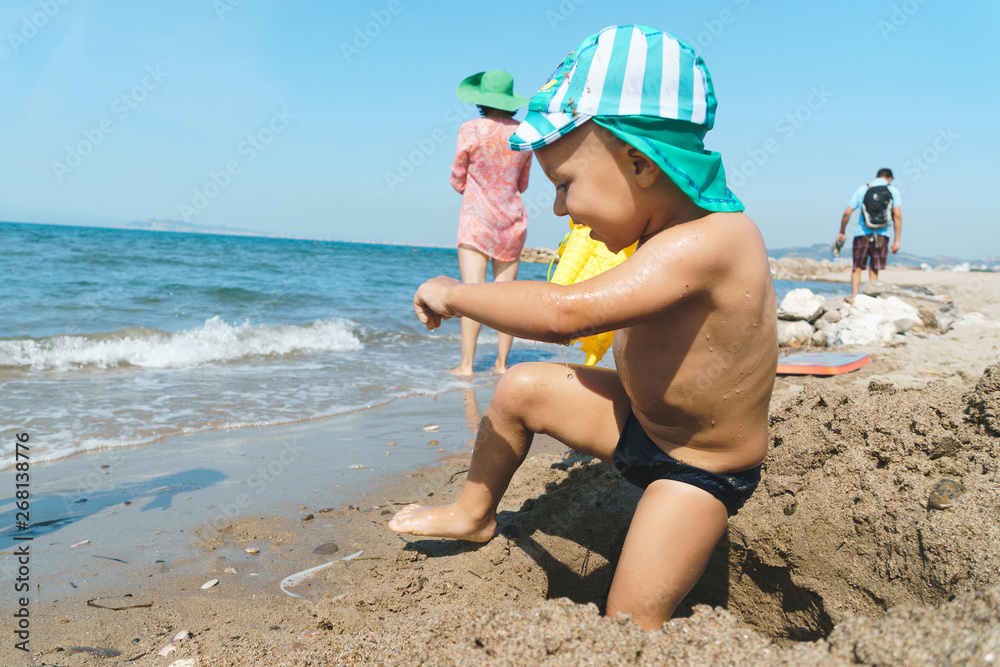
[548,221,636,365]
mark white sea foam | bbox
[0,317,363,370]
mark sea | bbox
[0,221,843,470]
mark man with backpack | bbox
[836,168,903,298]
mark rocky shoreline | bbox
[519,246,557,263]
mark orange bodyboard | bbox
[776,352,871,376]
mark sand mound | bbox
[967,362,1000,436]
[728,367,1000,641]
[258,365,1000,665]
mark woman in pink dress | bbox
[449,69,532,375]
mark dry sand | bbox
[4,269,1000,666]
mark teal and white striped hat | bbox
[509,25,743,212]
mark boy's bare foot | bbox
[387,503,496,542]
[448,365,474,376]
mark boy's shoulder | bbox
[645,210,759,251]
[637,211,767,280]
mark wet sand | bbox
[2,270,999,666]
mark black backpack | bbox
[861,183,894,230]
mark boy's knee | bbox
[492,362,546,412]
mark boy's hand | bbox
[414,276,461,329]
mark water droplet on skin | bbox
[722,394,728,400]
[706,333,711,340]
[709,346,714,352]
[735,389,742,394]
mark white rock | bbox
[815,308,842,330]
[850,294,921,333]
[935,309,956,333]
[811,329,829,347]
[224,567,237,574]
[173,630,193,642]
[169,660,197,667]
[201,579,219,589]
[157,644,176,657]
[860,280,889,297]
[777,288,827,322]
[777,320,814,347]
[829,313,897,347]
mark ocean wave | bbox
[0,317,363,370]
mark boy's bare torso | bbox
[611,211,777,475]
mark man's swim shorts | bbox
[612,412,760,516]
[852,234,889,271]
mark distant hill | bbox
[118,219,285,238]
[767,243,972,269]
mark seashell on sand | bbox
[928,478,965,510]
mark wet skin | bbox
[391,122,778,628]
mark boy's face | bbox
[534,123,648,254]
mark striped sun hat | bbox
[508,25,716,150]
[508,25,743,212]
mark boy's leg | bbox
[389,362,630,541]
[451,246,489,376]
[606,479,728,630]
[490,257,520,374]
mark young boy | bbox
[390,25,777,630]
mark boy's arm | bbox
[415,227,725,342]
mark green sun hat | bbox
[508,25,743,212]
[457,69,529,112]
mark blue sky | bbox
[1,0,997,258]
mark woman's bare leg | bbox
[490,257,520,374]
[450,245,489,376]
[389,362,630,540]
[606,480,728,629]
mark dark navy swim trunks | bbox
[612,412,760,516]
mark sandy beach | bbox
[3,268,1000,666]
